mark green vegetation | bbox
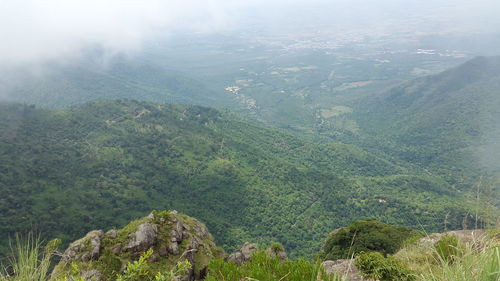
[396,230,500,281]
[269,242,285,254]
[355,252,416,281]
[205,250,341,281]
[0,34,473,153]
[0,30,498,281]
[319,219,423,260]
[0,99,488,258]
[435,234,461,264]
[1,244,191,281]
[3,236,339,281]
[113,250,191,281]
[0,58,230,109]
[353,57,500,193]
[50,211,218,281]
[0,235,60,281]
[1,220,498,281]
[424,245,500,281]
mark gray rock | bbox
[124,223,158,253]
[159,245,168,257]
[171,221,184,242]
[322,259,365,281]
[63,230,103,262]
[81,252,91,262]
[194,224,209,238]
[168,242,180,255]
[105,229,117,239]
[227,242,258,265]
[227,252,243,264]
[112,245,121,255]
[419,229,486,247]
[183,224,192,231]
[265,246,287,262]
[240,243,258,260]
[190,237,202,250]
[90,233,101,259]
[51,211,221,281]
[148,253,160,263]
[81,269,102,281]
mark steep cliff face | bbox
[50,211,223,281]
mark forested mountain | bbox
[353,56,500,194]
[0,56,231,108]
[0,100,480,258]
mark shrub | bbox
[269,242,285,253]
[319,219,423,260]
[355,252,416,281]
[205,250,343,281]
[435,234,461,264]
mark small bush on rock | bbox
[355,251,416,281]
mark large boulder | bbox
[226,242,259,265]
[322,259,366,281]
[123,223,158,253]
[61,230,103,263]
[50,210,223,281]
[264,243,287,262]
[226,242,288,265]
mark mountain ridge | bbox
[352,56,500,194]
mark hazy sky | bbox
[1,0,499,66]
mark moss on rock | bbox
[50,210,223,281]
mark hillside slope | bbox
[0,56,231,108]
[0,100,480,258]
[354,56,500,192]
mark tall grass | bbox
[0,234,59,281]
[205,250,344,281]
[1,232,498,281]
[397,232,500,281]
[1,241,190,281]
[422,243,499,281]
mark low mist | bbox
[1,0,500,67]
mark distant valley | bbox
[0,38,499,259]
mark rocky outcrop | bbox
[264,244,287,262]
[62,230,103,263]
[226,242,259,265]
[123,223,158,253]
[418,229,486,247]
[320,230,490,281]
[226,242,288,265]
[81,270,102,281]
[50,210,222,281]
[322,259,365,281]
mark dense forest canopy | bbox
[0,99,489,258]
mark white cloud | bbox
[0,0,237,65]
[0,0,499,66]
